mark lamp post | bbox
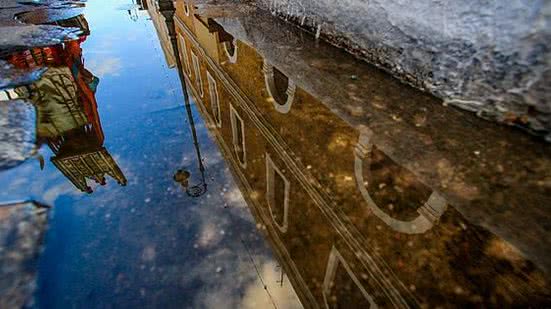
[160,0,207,197]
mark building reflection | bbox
[142,0,176,68]
[2,14,126,193]
[156,1,551,307]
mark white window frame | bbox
[206,70,221,127]
[266,153,290,233]
[177,33,191,75]
[322,246,377,308]
[184,3,190,16]
[230,104,246,168]
[191,51,204,97]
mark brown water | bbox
[1,0,550,308]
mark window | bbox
[323,247,377,308]
[206,71,221,127]
[222,38,238,63]
[263,61,296,114]
[184,3,190,16]
[177,33,191,75]
[191,51,203,97]
[266,153,290,233]
[230,104,246,167]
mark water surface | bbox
[1,0,551,308]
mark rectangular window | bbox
[191,51,203,97]
[266,154,289,232]
[230,104,246,167]
[206,71,221,127]
[322,247,377,308]
[177,33,190,75]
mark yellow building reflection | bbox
[156,1,551,307]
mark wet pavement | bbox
[0,0,550,308]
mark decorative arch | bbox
[354,126,447,234]
[263,60,296,114]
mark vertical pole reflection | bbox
[159,0,207,197]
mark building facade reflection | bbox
[3,14,126,193]
[143,0,176,68]
[157,1,551,307]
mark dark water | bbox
[1,0,551,308]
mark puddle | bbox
[1,0,550,308]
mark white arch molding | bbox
[263,60,296,114]
[354,126,447,234]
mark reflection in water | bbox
[162,1,551,307]
[2,14,126,193]
[160,1,208,197]
[2,1,305,308]
[0,0,550,307]
[172,67,207,197]
[0,200,49,309]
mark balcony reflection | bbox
[158,1,551,307]
[2,14,126,193]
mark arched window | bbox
[266,153,290,233]
[263,60,296,114]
